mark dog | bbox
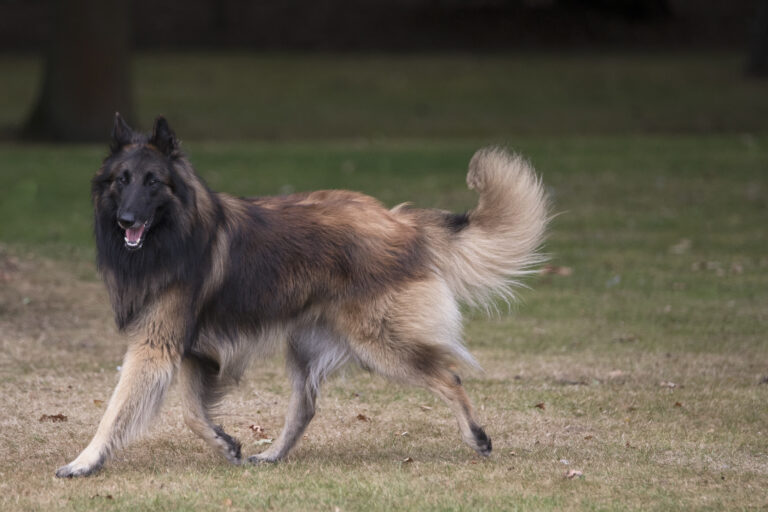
[55,114,548,477]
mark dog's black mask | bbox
[92,114,188,252]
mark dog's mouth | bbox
[123,218,152,251]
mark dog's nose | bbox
[117,212,136,229]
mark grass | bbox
[2,52,768,139]
[1,135,766,511]
[0,51,767,510]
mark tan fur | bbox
[56,288,186,477]
[58,145,547,476]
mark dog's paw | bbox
[470,424,492,457]
[246,453,280,465]
[213,425,242,464]
[55,460,103,478]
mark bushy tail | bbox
[440,147,549,309]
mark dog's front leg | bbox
[56,293,186,478]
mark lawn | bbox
[0,52,767,511]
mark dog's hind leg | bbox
[248,325,348,464]
[348,280,491,457]
[356,341,491,457]
[179,354,242,464]
[423,369,492,456]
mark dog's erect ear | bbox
[110,112,133,153]
[150,116,179,157]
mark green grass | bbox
[2,52,767,139]
[0,135,766,511]
[0,51,767,510]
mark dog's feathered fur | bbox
[55,114,548,477]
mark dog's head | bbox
[92,114,191,252]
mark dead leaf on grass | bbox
[419,405,432,411]
[401,457,414,464]
[659,381,677,388]
[534,402,546,410]
[565,469,584,479]
[248,424,270,439]
[583,435,593,441]
[356,414,370,422]
[93,399,104,406]
[39,413,67,422]
[674,401,683,408]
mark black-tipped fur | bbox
[58,117,547,478]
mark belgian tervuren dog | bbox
[55,114,547,477]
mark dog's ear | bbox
[110,112,133,153]
[150,116,179,157]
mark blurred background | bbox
[1,0,767,141]
[1,3,767,509]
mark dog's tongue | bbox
[126,224,145,244]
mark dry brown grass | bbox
[0,243,766,512]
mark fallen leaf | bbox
[509,451,517,456]
[39,413,67,422]
[419,405,433,411]
[401,457,414,464]
[400,431,409,436]
[583,435,593,441]
[534,402,546,409]
[93,399,104,406]
[659,381,677,388]
[249,424,269,439]
[565,469,584,479]
[356,414,370,422]
[674,401,683,408]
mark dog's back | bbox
[57,114,547,478]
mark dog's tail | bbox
[437,147,549,309]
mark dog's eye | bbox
[118,173,130,185]
[148,178,160,186]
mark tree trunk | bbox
[22,0,133,141]
[747,0,768,77]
